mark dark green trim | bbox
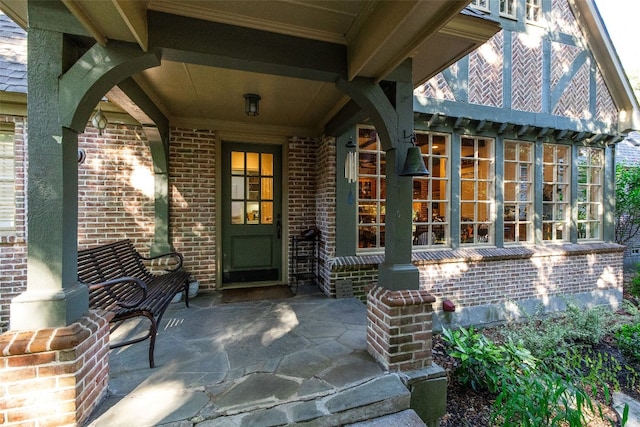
[570,145,579,243]
[414,98,617,135]
[117,77,169,143]
[336,77,398,151]
[443,57,468,103]
[494,136,505,247]
[149,11,346,83]
[450,133,462,249]
[324,101,369,138]
[59,41,161,133]
[541,38,551,114]
[503,31,513,109]
[27,0,90,37]
[534,141,544,244]
[335,132,357,256]
[550,50,589,112]
[603,145,616,242]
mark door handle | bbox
[277,214,282,239]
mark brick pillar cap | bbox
[368,285,436,306]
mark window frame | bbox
[576,146,604,241]
[503,140,534,244]
[412,131,450,249]
[459,136,495,246]
[525,0,542,23]
[0,124,16,233]
[542,143,571,242]
[470,0,490,12]
[499,0,517,19]
[356,126,386,251]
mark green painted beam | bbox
[149,11,347,83]
[324,100,369,138]
[59,41,160,133]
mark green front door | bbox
[221,142,282,285]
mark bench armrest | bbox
[139,252,184,272]
[88,277,148,308]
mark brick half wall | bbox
[330,243,624,328]
[0,310,112,426]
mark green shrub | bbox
[504,303,612,358]
[441,327,536,393]
[630,272,640,298]
[443,327,621,427]
[616,323,640,362]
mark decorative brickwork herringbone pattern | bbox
[551,42,581,91]
[550,0,581,38]
[553,58,591,119]
[469,31,503,107]
[511,33,542,112]
[596,68,618,126]
[417,72,455,101]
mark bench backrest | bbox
[78,239,153,285]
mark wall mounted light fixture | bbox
[91,107,108,135]
[243,93,261,116]
[399,131,429,176]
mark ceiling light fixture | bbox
[243,93,261,116]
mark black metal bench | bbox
[78,239,190,368]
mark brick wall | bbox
[315,136,336,294]
[169,128,217,290]
[330,244,623,319]
[78,124,155,248]
[0,310,111,426]
[0,115,27,331]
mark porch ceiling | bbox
[0,0,500,136]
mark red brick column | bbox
[0,310,112,426]
[367,285,436,372]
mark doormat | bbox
[221,285,293,303]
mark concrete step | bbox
[196,374,411,426]
[345,409,427,427]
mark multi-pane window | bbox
[504,141,533,243]
[526,0,542,22]
[470,0,489,11]
[542,144,570,241]
[460,137,494,245]
[577,147,604,240]
[357,126,386,249]
[412,132,449,247]
[230,151,274,225]
[500,0,516,18]
[0,125,15,232]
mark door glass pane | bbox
[247,153,259,175]
[247,202,259,223]
[247,177,260,200]
[232,152,244,174]
[261,202,273,224]
[232,176,245,199]
[261,153,273,176]
[231,202,244,224]
[261,177,273,200]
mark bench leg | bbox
[148,316,158,369]
[184,276,190,308]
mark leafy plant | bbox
[616,323,640,363]
[443,326,623,427]
[441,326,536,392]
[615,165,640,245]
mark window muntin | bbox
[0,127,15,232]
[470,0,489,11]
[412,132,449,247]
[357,127,386,249]
[526,0,542,22]
[460,137,494,245]
[230,151,274,225]
[500,0,516,18]
[503,141,533,243]
[577,147,604,240]
[542,144,570,241]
